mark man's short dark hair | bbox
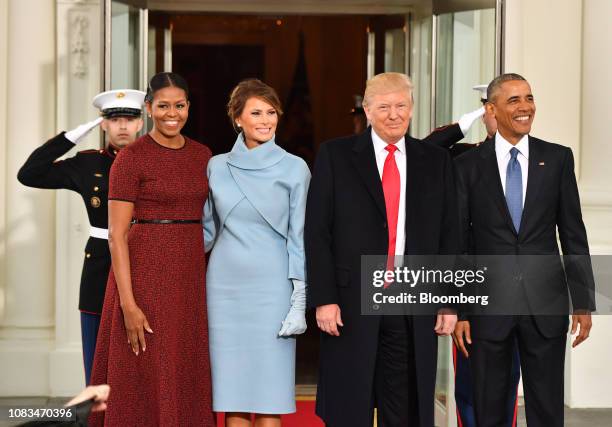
[487,73,527,102]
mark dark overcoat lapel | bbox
[350,131,386,220]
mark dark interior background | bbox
[150,11,404,385]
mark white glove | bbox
[65,117,103,144]
[278,279,307,336]
[457,106,485,136]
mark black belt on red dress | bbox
[131,219,202,224]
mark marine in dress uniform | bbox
[17,89,145,384]
[436,85,521,427]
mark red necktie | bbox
[382,144,400,277]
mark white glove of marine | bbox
[278,279,307,336]
[65,117,103,144]
[457,106,485,136]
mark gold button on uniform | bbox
[94,186,99,192]
[90,196,101,208]
[86,253,91,258]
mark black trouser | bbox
[373,315,420,427]
[471,315,566,427]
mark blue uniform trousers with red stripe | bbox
[454,338,521,427]
[80,311,101,385]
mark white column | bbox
[504,0,583,161]
[504,0,612,408]
[566,0,612,408]
[0,0,9,324]
[50,0,102,397]
[578,0,612,248]
[0,0,57,396]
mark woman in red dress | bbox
[90,72,214,426]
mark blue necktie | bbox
[505,147,523,233]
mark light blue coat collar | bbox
[226,133,286,170]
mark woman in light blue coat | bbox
[204,79,310,427]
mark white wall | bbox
[504,0,612,408]
[0,0,9,324]
[0,0,102,397]
[568,0,612,408]
[504,0,583,161]
[0,0,57,395]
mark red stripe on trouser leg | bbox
[453,344,464,427]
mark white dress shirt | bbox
[372,129,406,257]
[495,132,529,205]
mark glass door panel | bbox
[104,0,148,91]
[434,7,496,143]
[430,4,498,425]
[104,0,148,131]
[367,15,408,77]
[409,12,432,138]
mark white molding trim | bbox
[70,14,91,78]
[52,0,102,396]
[580,186,612,209]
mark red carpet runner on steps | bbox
[216,400,324,426]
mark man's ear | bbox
[100,119,108,131]
[363,105,372,123]
[137,118,144,132]
[485,102,495,117]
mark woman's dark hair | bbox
[145,72,189,103]
[227,79,283,132]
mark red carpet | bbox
[216,400,324,426]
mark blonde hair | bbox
[363,72,413,107]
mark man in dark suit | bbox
[453,73,596,427]
[306,72,458,427]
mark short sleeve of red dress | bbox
[108,145,140,203]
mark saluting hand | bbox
[65,117,104,144]
[121,303,153,355]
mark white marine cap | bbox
[473,84,488,102]
[92,89,146,118]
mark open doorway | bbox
[146,11,408,386]
[147,13,406,386]
[107,4,500,424]
[148,13,399,162]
